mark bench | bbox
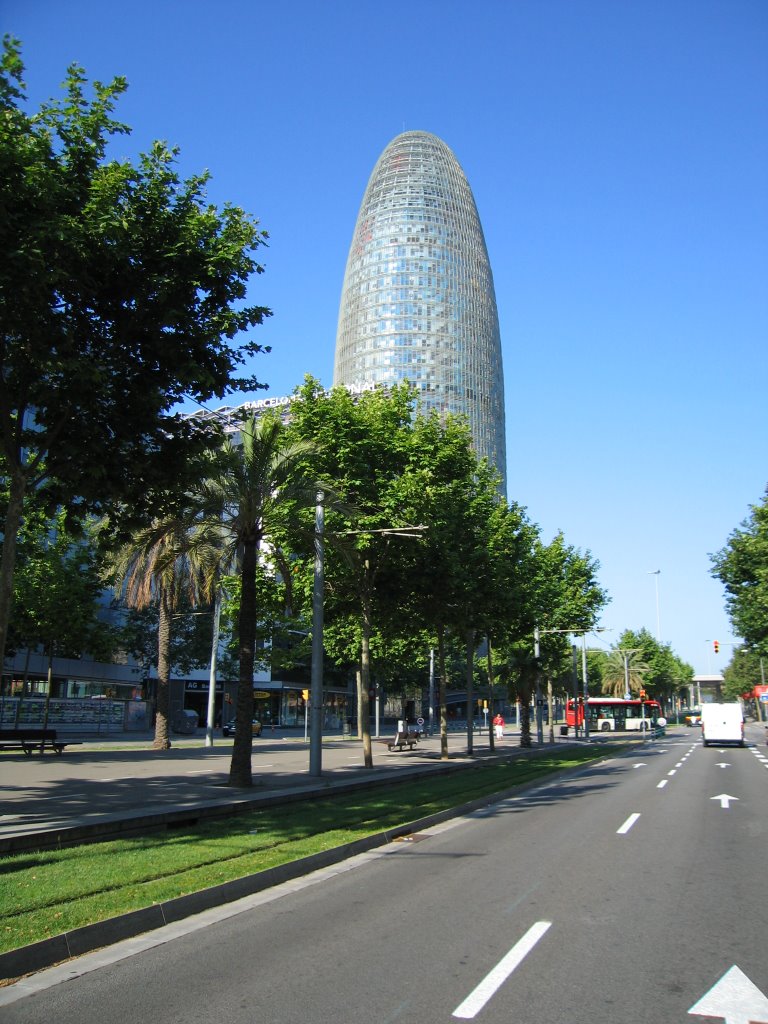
[0,728,82,755]
[386,731,420,752]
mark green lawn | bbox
[0,747,611,954]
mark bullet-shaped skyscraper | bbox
[333,131,506,491]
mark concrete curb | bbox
[0,744,611,982]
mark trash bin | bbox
[171,709,198,735]
[560,725,569,737]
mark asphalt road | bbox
[2,725,767,1022]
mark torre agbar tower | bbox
[333,130,506,491]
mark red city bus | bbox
[566,696,664,733]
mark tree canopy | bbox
[0,37,272,670]
[710,488,768,656]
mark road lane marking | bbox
[452,921,552,1019]
[617,813,640,834]
[688,964,768,1021]
[711,793,739,809]
[667,769,677,776]
[657,779,668,789]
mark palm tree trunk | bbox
[153,590,172,750]
[230,538,257,786]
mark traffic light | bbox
[639,688,647,700]
[713,640,720,654]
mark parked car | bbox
[222,718,262,737]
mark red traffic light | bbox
[713,640,720,654]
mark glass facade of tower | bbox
[334,131,506,491]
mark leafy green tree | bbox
[614,627,693,708]
[710,489,768,655]
[722,646,765,706]
[282,379,426,767]
[511,534,607,747]
[10,510,116,723]
[0,38,271,674]
[376,408,491,760]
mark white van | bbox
[700,703,745,747]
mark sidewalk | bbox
[0,728,537,854]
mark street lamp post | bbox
[309,491,325,778]
[204,595,222,748]
[648,570,661,642]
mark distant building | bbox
[333,131,507,491]
[691,674,725,704]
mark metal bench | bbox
[386,731,419,752]
[0,728,82,755]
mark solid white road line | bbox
[452,921,552,1019]
[617,813,641,835]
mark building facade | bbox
[333,130,506,491]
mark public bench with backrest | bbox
[0,728,82,755]
[386,729,420,752]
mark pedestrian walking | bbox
[493,712,505,739]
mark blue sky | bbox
[5,0,766,676]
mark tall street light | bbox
[648,570,661,642]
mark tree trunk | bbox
[0,468,27,675]
[437,625,448,760]
[519,683,532,748]
[487,636,495,754]
[153,589,172,750]
[465,628,475,755]
[355,668,362,737]
[229,537,257,786]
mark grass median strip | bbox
[0,747,608,953]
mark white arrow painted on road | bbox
[633,763,647,768]
[688,964,768,1023]
[711,793,739,809]
[716,763,731,768]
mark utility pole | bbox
[309,491,324,777]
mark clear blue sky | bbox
[5,0,766,676]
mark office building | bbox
[333,130,506,490]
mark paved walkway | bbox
[0,728,529,852]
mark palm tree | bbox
[600,648,650,698]
[196,413,317,787]
[110,516,219,750]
